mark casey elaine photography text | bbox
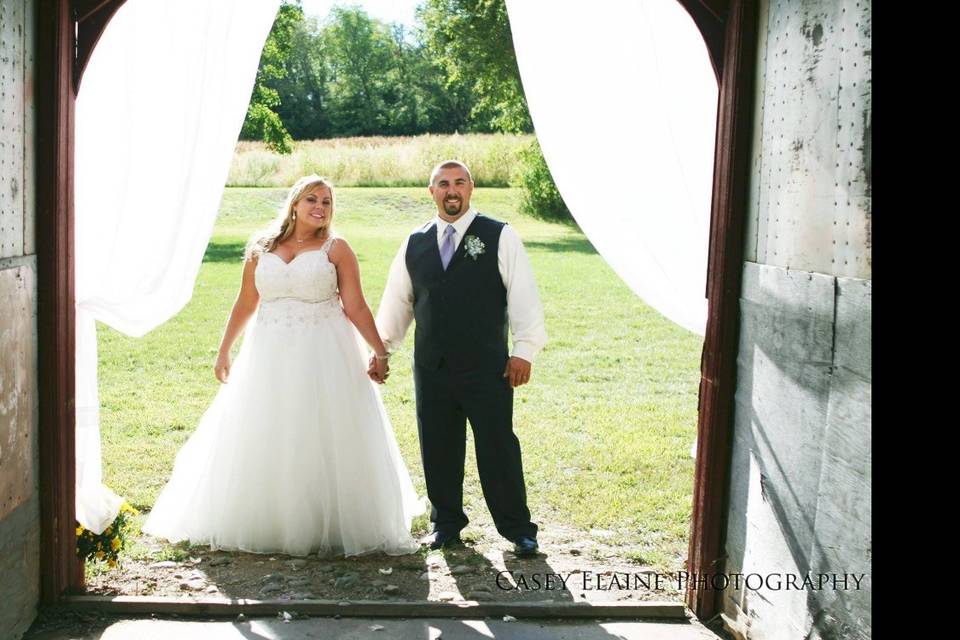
[494,571,868,592]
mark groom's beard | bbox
[443,198,464,215]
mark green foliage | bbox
[419,0,533,133]
[241,0,536,140]
[76,502,138,569]
[244,99,293,155]
[240,2,303,153]
[517,139,572,222]
[320,7,396,136]
[274,16,331,140]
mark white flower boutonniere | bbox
[464,235,486,260]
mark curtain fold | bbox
[74,0,281,533]
[505,0,718,336]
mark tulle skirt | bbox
[143,297,424,557]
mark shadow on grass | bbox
[524,236,597,255]
[203,240,246,263]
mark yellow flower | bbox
[107,558,118,568]
[104,527,113,536]
[76,526,84,535]
[95,551,105,559]
[111,537,121,551]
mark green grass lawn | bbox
[98,187,703,570]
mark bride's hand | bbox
[370,355,390,384]
[214,351,231,383]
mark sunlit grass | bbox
[98,186,703,570]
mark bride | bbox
[143,175,423,557]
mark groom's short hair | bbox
[430,160,473,186]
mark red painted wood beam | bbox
[74,0,127,92]
[677,0,728,81]
[36,0,83,602]
[685,0,758,621]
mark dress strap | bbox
[321,235,337,252]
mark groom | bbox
[372,160,547,557]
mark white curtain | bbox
[74,0,281,533]
[505,0,718,336]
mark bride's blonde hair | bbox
[245,175,336,260]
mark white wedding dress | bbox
[143,236,423,557]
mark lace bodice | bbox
[255,237,339,303]
[254,238,342,327]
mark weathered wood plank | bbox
[23,0,37,256]
[724,262,836,638]
[61,595,689,619]
[723,263,871,639]
[729,262,835,562]
[806,275,870,639]
[833,3,871,277]
[0,264,35,520]
[0,0,26,259]
[751,0,870,278]
[743,0,770,263]
[0,261,39,639]
[0,495,41,639]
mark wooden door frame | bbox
[681,0,758,620]
[35,0,759,620]
[36,0,128,603]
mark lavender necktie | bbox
[439,224,456,270]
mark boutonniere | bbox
[463,235,486,260]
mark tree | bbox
[320,7,396,137]
[379,24,474,135]
[418,0,533,133]
[274,17,331,140]
[419,0,570,221]
[240,1,304,152]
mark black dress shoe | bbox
[428,531,463,550]
[513,536,539,557]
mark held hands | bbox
[214,351,231,383]
[367,353,390,384]
[364,354,531,386]
[503,356,532,388]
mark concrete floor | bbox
[25,615,726,640]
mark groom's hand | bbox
[503,356,532,388]
[368,354,390,384]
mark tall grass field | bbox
[98,186,703,570]
[227,133,534,188]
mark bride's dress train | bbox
[143,236,423,556]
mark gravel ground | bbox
[85,524,685,605]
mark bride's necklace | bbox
[294,234,313,244]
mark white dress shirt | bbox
[376,207,547,363]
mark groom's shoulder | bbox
[472,212,508,232]
[409,219,437,238]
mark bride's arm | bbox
[328,238,389,363]
[214,257,260,383]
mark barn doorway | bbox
[35,0,758,622]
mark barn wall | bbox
[722,1,871,639]
[0,1,40,637]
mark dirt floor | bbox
[84,523,686,605]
